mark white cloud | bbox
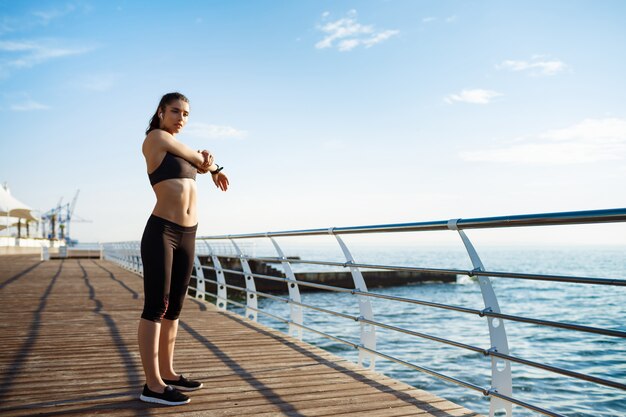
[183,122,247,140]
[10,100,49,111]
[445,15,458,23]
[0,39,93,77]
[422,17,436,23]
[32,4,77,24]
[444,89,503,104]
[315,10,399,52]
[0,17,17,35]
[1,3,87,35]
[459,118,626,164]
[496,56,567,76]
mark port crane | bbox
[42,190,91,245]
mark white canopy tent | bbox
[0,185,39,237]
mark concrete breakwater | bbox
[196,255,456,294]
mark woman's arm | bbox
[145,129,209,169]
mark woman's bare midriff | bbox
[151,178,198,227]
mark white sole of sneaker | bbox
[170,383,203,392]
[139,394,190,406]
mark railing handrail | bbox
[102,207,626,417]
[198,207,626,239]
[237,255,626,286]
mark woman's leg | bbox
[159,226,196,379]
[139,216,175,392]
[138,319,165,392]
[158,318,179,380]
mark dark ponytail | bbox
[145,92,190,135]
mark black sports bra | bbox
[148,152,197,186]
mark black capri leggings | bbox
[140,214,197,322]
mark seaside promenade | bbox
[0,254,481,417]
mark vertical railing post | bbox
[134,242,142,275]
[448,219,513,417]
[330,230,377,370]
[205,241,228,311]
[230,239,258,321]
[268,236,303,340]
[193,254,206,301]
[122,242,129,270]
[126,242,133,271]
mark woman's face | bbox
[160,99,190,135]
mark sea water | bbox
[227,245,625,417]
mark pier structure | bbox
[2,208,624,416]
[0,254,480,416]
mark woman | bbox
[138,92,229,406]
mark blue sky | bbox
[1,0,625,245]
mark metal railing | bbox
[102,208,626,417]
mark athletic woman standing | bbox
[138,92,229,405]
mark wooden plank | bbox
[0,255,483,417]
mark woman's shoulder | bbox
[144,129,174,148]
[146,128,174,141]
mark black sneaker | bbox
[162,374,203,391]
[139,384,190,406]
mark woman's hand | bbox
[197,150,214,173]
[212,171,229,191]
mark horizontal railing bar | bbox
[203,254,626,287]
[353,290,483,315]
[489,390,566,417]
[201,265,354,293]
[197,208,626,239]
[473,270,626,286]
[256,257,465,276]
[483,311,626,338]
[200,251,626,287]
[199,269,625,338]
[243,256,626,287]
[360,318,485,353]
[489,351,626,391]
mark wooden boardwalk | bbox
[0,255,481,417]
